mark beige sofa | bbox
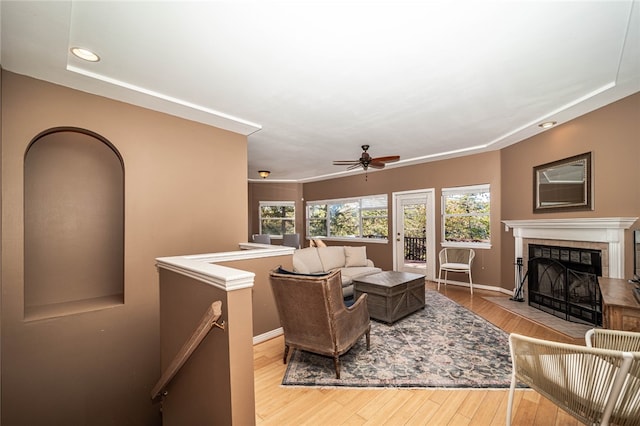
[292,246,381,298]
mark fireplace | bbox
[527,244,602,326]
[502,217,637,324]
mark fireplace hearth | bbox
[527,244,602,326]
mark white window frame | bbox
[306,194,389,243]
[441,184,491,249]
[259,201,295,239]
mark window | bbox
[306,195,388,241]
[442,184,490,248]
[259,201,295,237]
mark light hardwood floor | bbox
[254,281,584,425]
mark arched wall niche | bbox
[24,127,125,320]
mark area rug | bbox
[281,290,517,389]
[483,296,592,339]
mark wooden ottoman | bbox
[353,271,426,324]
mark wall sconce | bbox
[258,170,271,179]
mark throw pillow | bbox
[344,246,368,267]
[317,246,346,271]
[292,247,324,274]
[313,239,327,247]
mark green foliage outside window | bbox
[307,204,327,236]
[403,203,427,238]
[307,195,388,240]
[329,202,359,236]
[260,203,295,236]
[443,188,490,244]
[362,209,388,238]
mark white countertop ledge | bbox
[156,244,294,291]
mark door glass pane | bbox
[403,202,426,268]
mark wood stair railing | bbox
[151,300,224,401]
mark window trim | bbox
[306,194,389,242]
[441,184,491,249]
[258,200,295,238]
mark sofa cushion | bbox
[292,247,324,274]
[317,246,346,272]
[344,246,368,267]
[339,266,382,284]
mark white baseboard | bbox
[253,327,283,345]
[431,279,513,296]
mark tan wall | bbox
[302,151,503,286]
[24,130,125,314]
[158,269,255,426]
[500,92,640,287]
[248,182,304,243]
[218,254,293,337]
[1,71,248,424]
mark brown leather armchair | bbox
[269,267,371,379]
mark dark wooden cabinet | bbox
[598,277,640,332]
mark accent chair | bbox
[437,248,475,294]
[268,267,371,379]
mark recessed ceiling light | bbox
[70,47,100,62]
[538,121,557,129]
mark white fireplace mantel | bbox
[502,217,638,279]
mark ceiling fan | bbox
[333,145,400,171]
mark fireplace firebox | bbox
[527,244,602,326]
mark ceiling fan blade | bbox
[371,155,400,163]
[334,147,399,173]
[333,161,360,165]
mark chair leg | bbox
[438,268,442,290]
[366,328,371,350]
[469,270,473,295]
[333,356,341,379]
[283,344,290,364]
[506,373,516,426]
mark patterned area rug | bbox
[282,290,517,388]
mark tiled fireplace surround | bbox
[503,217,638,302]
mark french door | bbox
[392,189,435,280]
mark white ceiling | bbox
[2,1,639,182]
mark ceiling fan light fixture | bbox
[70,47,100,62]
[332,145,400,178]
[258,170,270,179]
[538,121,557,129]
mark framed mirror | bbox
[533,152,592,213]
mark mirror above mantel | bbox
[533,152,592,213]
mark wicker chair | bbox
[269,267,370,379]
[507,331,640,426]
[586,328,640,352]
